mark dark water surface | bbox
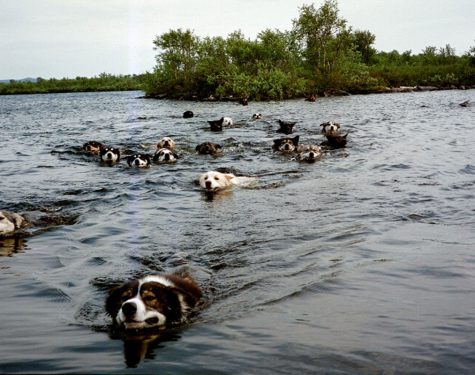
[1,90,474,374]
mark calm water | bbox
[0,90,474,374]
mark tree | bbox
[351,30,376,64]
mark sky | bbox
[1,0,474,80]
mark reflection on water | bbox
[0,90,474,373]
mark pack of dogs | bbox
[3,110,350,337]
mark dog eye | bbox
[143,295,155,303]
[214,176,220,180]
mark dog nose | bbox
[122,302,137,318]
[134,159,140,166]
[205,180,212,189]
[164,154,170,161]
[309,152,315,158]
[106,153,112,159]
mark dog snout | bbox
[164,153,170,161]
[134,159,140,166]
[122,302,137,318]
[106,152,112,160]
[205,180,212,189]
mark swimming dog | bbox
[207,117,233,131]
[83,141,104,155]
[183,110,194,118]
[321,133,348,149]
[100,147,121,163]
[320,121,341,137]
[296,144,322,162]
[153,148,178,163]
[195,142,222,155]
[0,210,29,236]
[198,171,256,193]
[252,113,262,120]
[272,135,300,153]
[156,137,176,151]
[277,120,296,135]
[105,272,202,330]
[127,154,151,168]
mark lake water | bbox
[0,89,474,374]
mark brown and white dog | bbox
[195,142,222,155]
[198,171,256,193]
[83,141,104,155]
[156,137,176,151]
[272,135,300,153]
[296,144,322,162]
[106,273,202,330]
[0,210,29,236]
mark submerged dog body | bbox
[106,273,202,330]
[100,147,121,163]
[0,210,29,236]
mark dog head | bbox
[153,148,178,163]
[82,141,103,155]
[297,144,322,162]
[195,142,222,155]
[183,110,194,118]
[0,210,28,236]
[156,137,176,151]
[127,154,151,168]
[105,274,202,330]
[208,118,224,132]
[320,121,341,136]
[272,135,300,153]
[100,147,121,163]
[252,113,262,120]
[199,171,235,193]
[321,133,348,149]
[277,120,296,135]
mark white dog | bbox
[156,137,176,151]
[198,171,256,193]
[0,210,29,236]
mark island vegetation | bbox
[2,0,474,99]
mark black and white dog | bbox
[272,135,300,153]
[153,148,178,163]
[83,141,104,155]
[0,210,29,236]
[277,119,296,135]
[100,147,121,163]
[320,121,348,148]
[207,117,233,132]
[127,154,151,168]
[105,273,202,330]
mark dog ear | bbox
[216,144,222,149]
[12,213,26,229]
[224,174,235,181]
[292,136,300,145]
[173,152,179,159]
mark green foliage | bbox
[0,74,146,95]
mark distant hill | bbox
[0,77,38,84]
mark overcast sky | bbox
[1,0,474,80]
